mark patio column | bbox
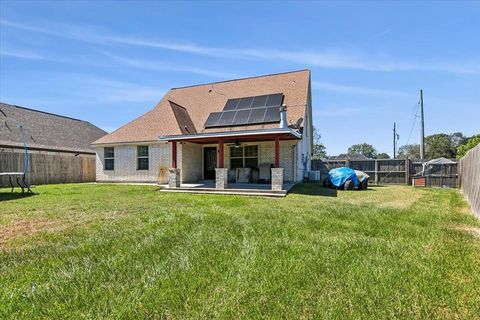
[272,137,283,191]
[171,141,177,168]
[169,141,180,188]
[274,137,280,168]
[218,139,224,168]
[215,139,227,189]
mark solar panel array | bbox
[204,93,284,128]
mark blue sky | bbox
[1,1,479,156]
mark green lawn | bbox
[1,184,480,319]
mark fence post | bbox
[375,159,379,185]
[405,156,410,185]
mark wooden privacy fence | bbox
[0,150,96,186]
[311,158,458,187]
[459,144,480,219]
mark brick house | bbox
[92,70,313,190]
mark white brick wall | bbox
[95,138,307,183]
[95,142,171,182]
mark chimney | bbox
[279,104,287,129]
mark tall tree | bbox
[425,132,466,159]
[312,127,327,159]
[376,152,390,159]
[457,134,480,159]
[398,144,420,159]
[348,143,377,159]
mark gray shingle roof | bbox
[0,103,107,154]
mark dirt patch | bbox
[0,217,71,247]
[461,226,480,239]
[453,225,480,240]
[0,210,131,248]
[339,186,421,209]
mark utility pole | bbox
[420,89,425,159]
[393,122,397,158]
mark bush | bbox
[457,134,480,159]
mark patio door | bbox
[204,147,217,180]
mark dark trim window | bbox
[104,147,114,171]
[137,146,149,170]
[230,145,258,169]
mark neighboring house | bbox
[92,70,313,189]
[0,103,107,184]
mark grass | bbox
[1,183,480,319]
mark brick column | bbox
[168,168,181,188]
[271,168,284,191]
[215,168,228,189]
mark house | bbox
[92,70,313,190]
[0,102,107,184]
[1,103,106,154]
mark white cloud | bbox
[0,48,45,60]
[2,19,479,74]
[100,51,241,79]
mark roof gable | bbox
[169,101,197,134]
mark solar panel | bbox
[217,111,236,126]
[232,109,251,125]
[204,93,284,128]
[264,106,281,122]
[248,108,267,123]
[237,97,254,109]
[204,112,222,127]
[251,95,268,108]
[224,98,239,111]
[266,93,283,107]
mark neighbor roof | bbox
[0,103,107,154]
[93,69,310,145]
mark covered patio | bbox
[159,128,301,192]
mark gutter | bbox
[0,144,95,155]
[159,128,302,141]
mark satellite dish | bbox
[292,117,303,129]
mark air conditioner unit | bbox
[308,171,321,182]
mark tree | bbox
[397,144,420,159]
[456,134,480,159]
[348,143,377,159]
[376,152,390,159]
[425,132,466,159]
[312,127,327,159]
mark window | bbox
[230,145,258,169]
[104,147,114,170]
[137,146,149,170]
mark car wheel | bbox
[344,180,354,190]
[358,180,366,190]
[362,179,369,190]
[323,177,332,188]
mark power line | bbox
[404,101,420,147]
